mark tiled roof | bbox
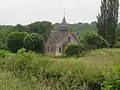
[50,31,62,41]
[47,17,79,44]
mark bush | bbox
[115,37,120,48]
[0,42,8,50]
[81,32,109,50]
[7,32,27,53]
[116,37,120,42]
[24,33,45,53]
[115,41,120,48]
[65,44,86,57]
[103,64,120,90]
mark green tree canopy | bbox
[81,31,109,50]
[97,0,119,47]
[24,33,45,53]
[7,32,27,53]
[65,44,86,57]
[14,24,29,32]
[28,21,53,40]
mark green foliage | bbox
[115,41,120,48]
[53,22,97,37]
[97,0,119,47]
[24,33,45,53]
[0,42,8,50]
[65,44,86,57]
[0,28,15,50]
[17,48,27,54]
[0,50,8,58]
[103,64,120,90]
[0,49,120,89]
[81,32,109,50]
[7,32,27,53]
[115,37,120,48]
[14,24,29,32]
[28,21,53,40]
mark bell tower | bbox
[59,8,69,32]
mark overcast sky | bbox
[0,0,119,25]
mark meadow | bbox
[0,49,120,90]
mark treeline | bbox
[0,21,53,51]
[53,21,97,36]
[0,21,120,54]
[0,21,101,54]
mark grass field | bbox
[0,49,120,90]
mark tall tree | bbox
[24,33,45,53]
[14,24,29,32]
[97,0,119,47]
[28,21,53,41]
[7,32,27,53]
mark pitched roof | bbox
[48,31,60,42]
[47,17,79,44]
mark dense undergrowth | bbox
[0,49,120,90]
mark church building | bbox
[45,17,79,56]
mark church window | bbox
[59,47,62,53]
[51,47,54,52]
[48,47,50,52]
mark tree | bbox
[81,31,109,50]
[28,21,53,40]
[0,28,15,50]
[14,24,29,32]
[65,44,86,57]
[7,32,27,53]
[97,0,119,47]
[24,33,45,53]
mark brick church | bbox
[45,17,79,56]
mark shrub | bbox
[116,37,120,42]
[24,33,45,53]
[81,32,109,50]
[115,41,120,48]
[0,42,8,50]
[115,37,120,48]
[103,64,120,90]
[17,48,27,54]
[7,32,27,53]
[65,44,86,57]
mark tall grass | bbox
[0,49,120,90]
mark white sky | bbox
[0,0,119,25]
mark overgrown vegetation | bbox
[65,32,109,57]
[0,49,120,90]
[0,0,120,89]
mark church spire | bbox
[62,17,67,24]
[59,17,68,31]
[59,8,68,31]
[62,8,67,23]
